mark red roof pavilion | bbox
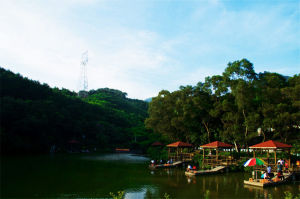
[151,141,163,146]
[249,140,292,149]
[167,141,193,147]
[200,141,233,148]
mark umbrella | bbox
[244,158,267,180]
[244,158,267,167]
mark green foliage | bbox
[145,59,299,148]
[0,68,151,154]
[163,193,171,199]
[204,190,210,199]
[193,153,203,168]
[110,191,125,199]
[284,191,300,199]
[147,147,168,161]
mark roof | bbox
[200,141,233,148]
[249,140,292,149]
[151,141,163,146]
[166,141,193,147]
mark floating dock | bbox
[185,166,227,176]
[244,172,294,187]
[149,161,183,170]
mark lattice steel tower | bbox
[78,51,89,97]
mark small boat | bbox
[185,166,227,176]
[115,148,130,152]
[243,172,294,187]
[149,161,183,170]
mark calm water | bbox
[1,153,299,198]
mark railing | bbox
[202,155,238,167]
[168,153,194,161]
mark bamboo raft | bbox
[244,172,293,187]
[185,166,227,176]
[149,161,183,170]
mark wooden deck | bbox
[244,172,293,187]
[185,166,227,176]
[149,161,183,170]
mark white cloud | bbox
[0,1,172,99]
[0,0,299,100]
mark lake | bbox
[1,153,299,198]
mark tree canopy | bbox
[145,59,300,149]
[0,68,151,154]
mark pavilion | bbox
[166,141,193,161]
[249,140,292,169]
[200,141,235,167]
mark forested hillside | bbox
[0,68,151,154]
[1,59,299,154]
[145,59,300,150]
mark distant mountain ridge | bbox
[144,97,152,102]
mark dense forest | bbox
[0,67,154,154]
[1,59,299,154]
[146,59,300,151]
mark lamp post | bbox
[257,128,265,142]
[257,128,262,136]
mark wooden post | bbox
[274,150,277,166]
[253,149,255,158]
[288,149,291,167]
[267,150,269,166]
[202,148,204,168]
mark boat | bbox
[149,161,183,170]
[185,166,227,176]
[243,172,294,187]
[115,148,130,152]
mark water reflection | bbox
[2,153,299,199]
[125,186,159,199]
[83,153,150,162]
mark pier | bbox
[185,166,227,176]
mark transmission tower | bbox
[81,51,88,91]
[78,51,89,97]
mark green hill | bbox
[0,67,150,154]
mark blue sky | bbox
[0,0,299,99]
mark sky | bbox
[0,0,299,100]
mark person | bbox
[170,159,173,164]
[277,170,284,180]
[297,160,300,168]
[263,172,269,180]
[278,159,283,165]
[261,171,265,179]
[151,160,155,166]
[187,164,192,171]
[192,165,196,170]
[277,162,283,172]
[284,161,289,172]
[267,166,274,178]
